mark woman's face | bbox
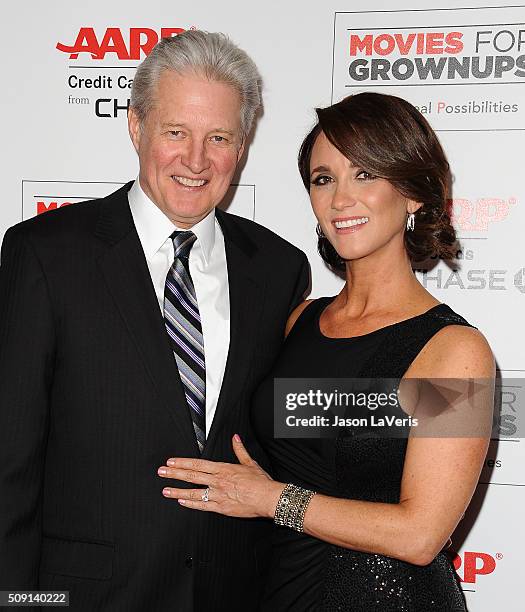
[309,131,420,264]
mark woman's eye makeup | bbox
[355,169,375,181]
[311,174,333,186]
[310,170,376,185]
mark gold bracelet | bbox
[274,483,316,532]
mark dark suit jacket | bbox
[0,182,309,611]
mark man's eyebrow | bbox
[160,122,235,136]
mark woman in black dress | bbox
[159,92,495,610]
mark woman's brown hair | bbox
[298,92,456,270]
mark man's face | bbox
[128,70,245,228]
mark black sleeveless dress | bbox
[251,297,470,611]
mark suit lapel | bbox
[203,211,265,457]
[95,184,199,455]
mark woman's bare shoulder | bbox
[407,324,495,378]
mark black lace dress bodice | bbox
[251,297,470,611]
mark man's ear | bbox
[407,200,423,214]
[128,107,141,153]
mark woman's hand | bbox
[157,434,284,519]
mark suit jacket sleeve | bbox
[288,252,310,314]
[0,227,54,588]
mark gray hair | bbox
[130,30,262,138]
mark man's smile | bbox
[171,175,208,187]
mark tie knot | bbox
[171,231,196,259]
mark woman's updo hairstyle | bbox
[298,92,456,270]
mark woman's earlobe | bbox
[407,201,424,214]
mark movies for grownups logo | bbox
[21,181,256,222]
[21,181,125,220]
[55,26,189,119]
[331,6,525,130]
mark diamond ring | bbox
[201,487,210,503]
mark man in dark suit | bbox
[0,31,309,611]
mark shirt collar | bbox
[128,177,216,266]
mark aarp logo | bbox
[453,551,502,584]
[449,197,517,232]
[56,28,186,61]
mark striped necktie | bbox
[163,231,206,452]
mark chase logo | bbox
[514,267,525,293]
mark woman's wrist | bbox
[265,481,287,519]
[273,483,316,531]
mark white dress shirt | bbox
[128,179,230,436]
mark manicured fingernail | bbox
[167,458,176,466]
[163,488,171,497]
[233,434,241,442]
[158,468,167,475]
[178,499,186,505]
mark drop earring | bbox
[406,212,415,231]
